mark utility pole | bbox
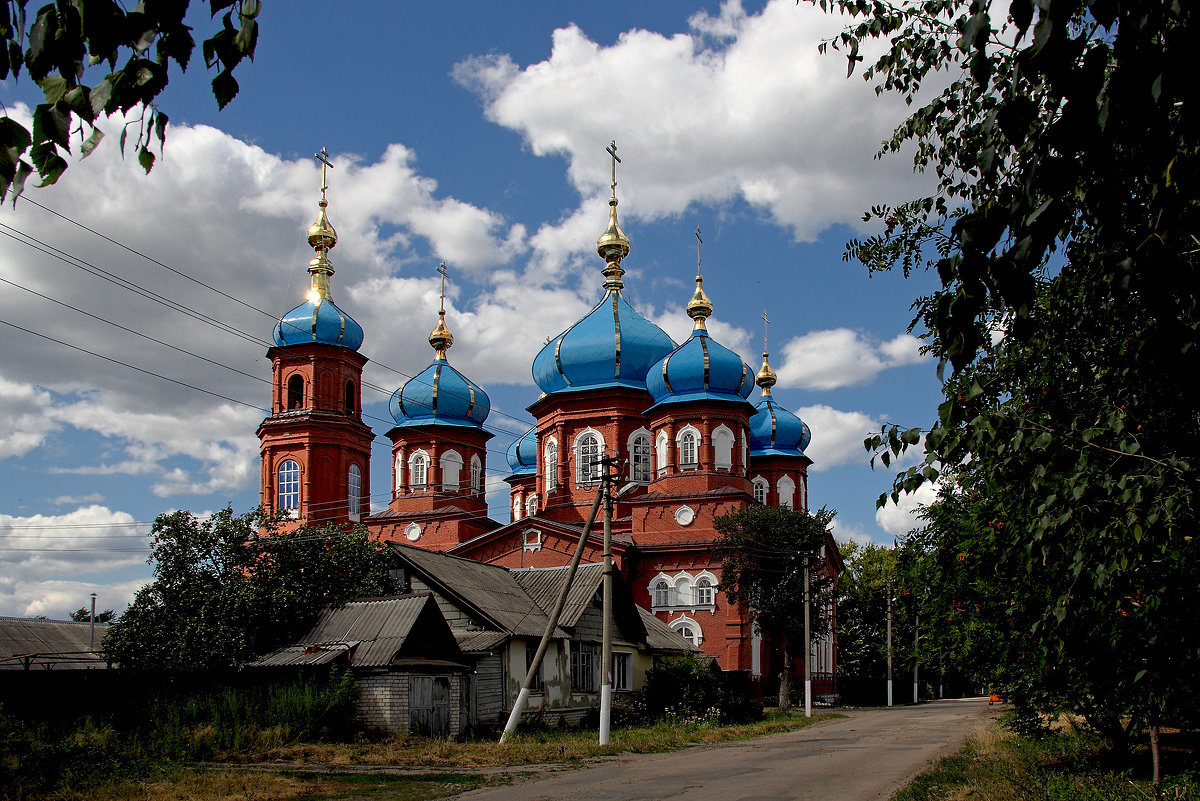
[913,612,920,705]
[803,554,811,718]
[88,592,97,651]
[886,582,893,708]
[599,456,636,746]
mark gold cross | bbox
[761,310,770,352]
[314,147,334,201]
[437,262,449,313]
[606,140,621,195]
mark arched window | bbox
[629,431,651,483]
[675,576,693,607]
[394,452,404,492]
[347,464,362,518]
[712,425,734,470]
[512,494,523,521]
[696,577,714,606]
[441,450,463,491]
[409,451,429,488]
[575,430,603,485]
[653,580,669,608]
[344,380,356,415]
[670,615,702,646]
[752,477,768,505]
[799,474,808,511]
[277,459,300,513]
[525,495,537,517]
[777,475,796,509]
[742,429,749,474]
[470,455,482,495]
[655,431,669,475]
[545,439,558,492]
[677,427,699,468]
[286,375,304,410]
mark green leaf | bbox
[137,145,155,174]
[32,104,71,149]
[80,127,104,159]
[154,111,168,148]
[38,75,69,103]
[211,69,239,109]
[29,142,68,187]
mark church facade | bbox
[256,160,840,688]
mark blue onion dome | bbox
[748,350,812,459]
[532,184,675,394]
[506,427,537,476]
[646,273,753,410]
[273,188,364,350]
[389,295,491,429]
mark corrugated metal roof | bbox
[454,630,508,653]
[0,618,110,670]
[254,642,355,668]
[638,607,698,653]
[391,545,562,638]
[510,563,604,629]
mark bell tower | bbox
[257,148,373,526]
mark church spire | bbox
[755,309,777,396]
[306,147,339,303]
[596,140,631,292]
[686,226,713,331]
[429,262,454,359]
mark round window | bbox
[674,505,695,526]
[404,523,422,541]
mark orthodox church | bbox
[256,152,841,687]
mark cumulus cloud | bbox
[0,505,150,617]
[776,329,925,390]
[875,480,939,539]
[831,517,877,548]
[0,378,58,458]
[454,0,934,271]
[794,404,880,471]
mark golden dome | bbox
[756,351,777,395]
[687,274,713,330]
[307,199,338,252]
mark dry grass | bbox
[219,711,839,769]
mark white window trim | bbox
[627,428,652,483]
[655,431,669,475]
[544,437,558,492]
[573,427,606,486]
[612,651,633,692]
[669,614,703,646]
[777,475,796,509]
[277,458,300,514]
[648,570,718,613]
[394,452,404,492]
[712,424,734,470]
[512,493,523,521]
[752,476,769,505]
[347,464,362,521]
[525,495,537,517]
[408,449,430,488]
[675,424,701,469]
[523,528,542,552]
[441,449,463,491]
[470,454,483,495]
[404,522,422,541]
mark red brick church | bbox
[256,156,841,689]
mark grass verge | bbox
[894,719,1199,801]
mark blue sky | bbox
[0,0,946,618]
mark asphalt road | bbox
[457,698,996,801]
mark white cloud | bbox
[831,517,877,548]
[454,0,933,271]
[794,404,880,471]
[0,505,150,617]
[49,493,105,506]
[776,329,925,390]
[0,377,58,458]
[875,480,939,539]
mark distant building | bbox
[255,156,840,694]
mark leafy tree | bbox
[1,0,261,202]
[712,505,834,709]
[68,606,115,623]
[103,508,397,672]
[816,0,1199,783]
[834,540,897,683]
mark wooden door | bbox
[409,675,451,737]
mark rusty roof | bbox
[0,617,110,670]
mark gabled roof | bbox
[638,607,699,653]
[0,617,109,670]
[511,563,604,629]
[390,544,564,638]
[253,594,462,669]
[447,515,633,558]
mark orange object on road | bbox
[988,693,1005,705]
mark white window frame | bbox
[525,495,537,517]
[655,431,669,475]
[278,459,300,516]
[570,640,598,692]
[799,474,808,511]
[696,577,714,606]
[394,452,404,492]
[408,450,429,488]
[441,449,463,491]
[777,475,796,509]
[712,424,734,470]
[347,464,362,521]
[470,454,482,495]
[512,494,523,521]
[652,578,669,608]
[670,614,703,646]
[544,438,558,492]
[752,476,768,505]
[676,425,700,468]
[741,428,749,475]
[628,429,651,483]
[523,528,542,552]
[612,652,632,692]
[574,428,605,486]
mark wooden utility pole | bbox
[599,457,616,745]
[886,582,893,708]
[803,555,812,718]
[913,612,920,705]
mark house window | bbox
[678,430,698,467]
[409,451,429,488]
[570,640,598,692]
[752,477,768,505]
[545,439,558,491]
[441,450,463,491]
[713,425,733,469]
[696,578,713,606]
[277,459,300,514]
[576,431,602,485]
[286,375,304,409]
[612,652,632,691]
[394,453,404,492]
[630,431,651,483]
[344,380,356,415]
[653,580,669,608]
[525,644,545,691]
[471,455,482,495]
[347,464,361,519]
